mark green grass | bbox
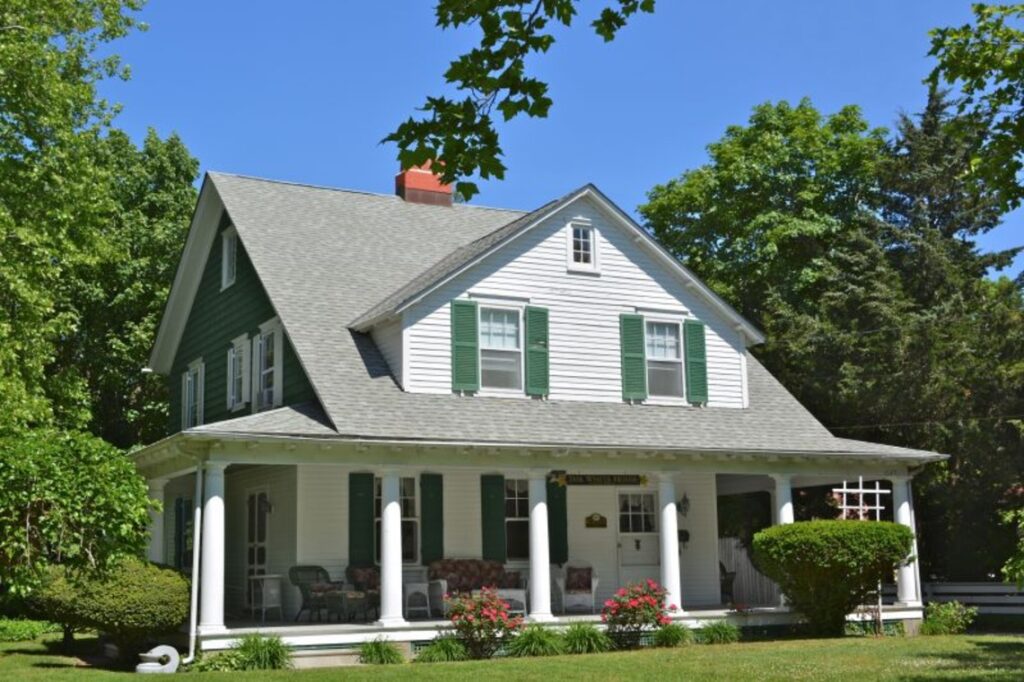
[2,632,1023,680]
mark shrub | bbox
[752,520,913,636]
[506,623,566,657]
[601,579,676,650]
[0,617,60,642]
[696,620,741,644]
[653,622,692,648]
[26,558,189,658]
[359,636,404,664]
[445,587,523,659]
[562,622,612,654]
[920,601,978,636]
[191,634,293,671]
[414,634,469,663]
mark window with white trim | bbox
[227,334,250,411]
[567,220,598,272]
[479,306,522,390]
[181,359,204,429]
[619,492,656,533]
[505,478,530,560]
[221,227,237,290]
[374,477,418,563]
[252,318,282,412]
[645,320,684,397]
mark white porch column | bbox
[658,474,684,614]
[892,475,922,606]
[378,472,407,627]
[772,474,795,525]
[147,478,167,564]
[199,463,227,634]
[528,472,554,621]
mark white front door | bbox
[617,491,660,587]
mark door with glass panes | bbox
[617,491,660,587]
[246,489,269,606]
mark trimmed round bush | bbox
[562,622,612,654]
[752,520,913,636]
[27,558,189,657]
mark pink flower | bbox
[617,588,627,597]
[604,599,615,608]
[669,603,678,611]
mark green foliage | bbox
[0,618,60,642]
[562,622,612,654]
[601,580,674,650]
[359,636,404,665]
[0,430,153,593]
[414,634,469,663]
[653,623,692,648]
[920,601,979,636]
[190,635,293,672]
[385,0,654,199]
[696,621,741,645]
[26,558,189,659]
[445,586,524,659]
[929,3,1024,211]
[641,94,1024,582]
[506,624,566,657]
[1002,508,1024,587]
[752,521,913,636]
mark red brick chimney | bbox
[395,162,453,207]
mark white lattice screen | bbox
[831,476,890,521]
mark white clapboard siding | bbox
[923,582,1024,615]
[371,318,403,387]
[402,196,748,407]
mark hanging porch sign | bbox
[549,471,648,487]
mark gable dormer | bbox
[357,188,759,408]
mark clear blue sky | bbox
[102,0,1022,277]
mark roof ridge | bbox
[207,171,526,215]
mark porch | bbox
[139,442,925,650]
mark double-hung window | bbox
[182,359,204,429]
[227,334,249,411]
[567,219,598,272]
[645,320,684,398]
[479,307,522,390]
[504,478,530,560]
[221,226,237,290]
[253,318,282,412]
[374,477,418,563]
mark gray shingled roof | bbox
[203,172,942,462]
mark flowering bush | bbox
[445,586,523,659]
[601,579,676,649]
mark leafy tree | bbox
[385,0,654,199]
[929,3,1024,211]
[641,96,1024,580]
[0,429,152,594]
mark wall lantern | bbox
[678,493,690,517]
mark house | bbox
[134,167,942,652]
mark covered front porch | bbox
[136,435,925,651]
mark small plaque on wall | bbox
[584,513,608,528]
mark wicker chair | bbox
[554,561,599,614]
[288,565,341,622]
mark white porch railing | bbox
[922,582,1024,615]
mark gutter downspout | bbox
[182,462,204,665]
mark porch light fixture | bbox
[678,493,690,517]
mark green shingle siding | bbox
[168,217,316,432]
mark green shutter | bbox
[348,472,375,566]
[524,306,550,397]
[684,319,709,404]
[547,478,568,565]
[451,300,480,392]
[420,473,444,565]
[480,474,506,563]
[620,313,647,400]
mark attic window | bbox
[221,226,237,290]
[567,220,598,273]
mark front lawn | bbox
[2,633,1023,680]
